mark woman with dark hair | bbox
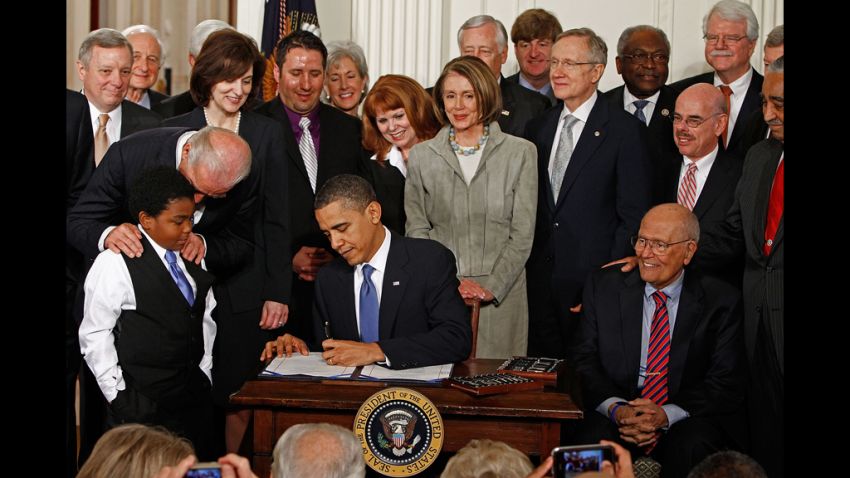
[405,56,537,358]
[162,28,290,454]
[361,74,442,233]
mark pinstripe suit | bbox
[696,137,783,477]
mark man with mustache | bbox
[604,25,679,204]
[657,83,743,287]
[670,0,762,160]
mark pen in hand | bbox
[324,321,332,340]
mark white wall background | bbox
[68,0,783,93]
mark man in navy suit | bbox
[571,204,746,478]
[669,0,762,159]
[524,28,651,358]
[262,174,471,369]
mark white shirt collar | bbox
[713,66,753,97]
[357,226,392,275]
[623,87,660,107]
[560,90,598,123]
[683,144,719,169]
[371,145,407,178]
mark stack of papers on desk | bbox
[359,363,453,382]
[261,352,355,378]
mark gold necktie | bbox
[94,113,110,167]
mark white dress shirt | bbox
[678,145,720,203]
[87,101,122,147]
[713,67,753,139]
[353,226,391,336]
[79,225,217,402]
[548,91,597,178]
[623,88,661,126]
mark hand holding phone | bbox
[551,444,615,478]
[185,462,222,478]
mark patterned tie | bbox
[633,99,649,125]
[359,264,380,343]
[165,250,195,306]
[642,291,670,454]
[763,159,784,255]
[676,162,699,211]
[298,116,319,192]
[718,85,733,147]
[550,114,579,201]
[94,113,110,167]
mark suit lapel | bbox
[556,93,608,209]
[649,87,675,127]
[728,71,764,149]
[538,109,560,212]
[270,98,310,183]
[379,233,409,339]
[692,151,733,219]
[429,128,466,182]
[667,272,703,397]
[334,263,359,340]
[752,144,782,253]
[620,272,645,393]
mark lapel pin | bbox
[661,108,670,117]
[594,131,601,137]
[393,281,400,286]
[501,110,510,116]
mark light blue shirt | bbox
[597,271,690,428]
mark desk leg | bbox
[251,410,273,477]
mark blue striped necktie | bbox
[165,250,195,306]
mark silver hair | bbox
[78,28,133,67]
[767,56,784,74]
[325,40,370,100]
[556,28,608,66]
[272,423,365,478]
[186,126,252,187]
[703,0,759,41]
[122,24,165,65]
[189,19,233,57]
[616,25,671,56]
[765,24,783,47]
[457,15,509,54]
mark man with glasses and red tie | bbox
[570,203,746,478]
[670,0,763,160]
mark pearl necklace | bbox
[203,107,241,134]
[449,125,489,156]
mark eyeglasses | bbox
[672,112,723,128]
[549,58,598,71]
[703,34,748,45]
[631,236,692,255]
[621,52,669,64]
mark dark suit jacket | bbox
[696,138,783,374]
[670,69,764,159]
[498,75,550,137]
[574,267,745,430]
[312,233,472,368]
[153,90,197,119]
[148,89,169,109]
[505,72,557,106]
[162,107,292,309]
[525,94,652,309]
[603,85,679,204]
[659,149,744,287]
[67,127,258,279]
[738,108,770,159]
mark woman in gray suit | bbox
[405,56,538,358]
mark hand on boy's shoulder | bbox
[104,223,144,258]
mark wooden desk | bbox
[231,359,583,477]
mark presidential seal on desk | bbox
[354,387,444,476]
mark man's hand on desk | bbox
[260,333,310,361]
[321,339,384,366]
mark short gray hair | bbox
[271,423,365,478]
[78,28,133,67]
[122,24,165,65]
[190,19,233,57]
[765,24,783,47]
[687,451,767,478]
[617,25,670,56]
[326,40,370,99]
[186,126,252,188]
[441,439,534,478]
[556,28,608,66]
[767,55,784,74]
[458,15,508,54]
[703,0,759,41]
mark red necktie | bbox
[642,291,670,454]
[677,162,698,211]
[763,159,784,255]
[719,85,733,147]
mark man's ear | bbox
[367,201,382,224]
[683,241,698,265]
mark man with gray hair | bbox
[524,28,651,359]
[572,203,746,478]
[604,25,680,203]
[154,19,234,118]
[122,24,169,109]
[739,24,783,150]
[670,0,762,159]
[762,24,783,69]
[457,14,549,137]
[70,27,162,469]
[272,423,365,478]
